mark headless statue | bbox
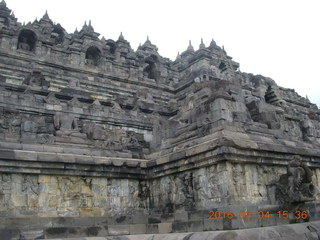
[53,113,86,138]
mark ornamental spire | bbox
[199,38,205,49]
[187,40,194,51]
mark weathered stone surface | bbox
[0,2,320,239]
[274,155,316,204]
[38,220,318,239]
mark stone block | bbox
[57,153,76,163]
[188,210,205,221]
[172,221,188,233]
[203,218,223,231]
[22,144,44,152]
[129,224,147,235]
[51,217,75,228]
[37,152,57,162]
[261,213,277,227]
[188,220,203,232]
[174,211,188,222]
[76,155,94,164]
[161,212,174,222]
[0,141,22,150]
[113,215,133,225]
[108,225,130,236]
[73,107,83,114]
[20,230,44,240]
[169,151,186,162]
[43,145,63,153]
[275,215,290,226]
[0,149,15,160]
[45,104,54,110]
[146,223,159,234]
[62,147,91,155]
[79,208,101,217]
[53,105,62,111]
[148,216,161,224]
[66,227,85,238]
[92,156,112,165]
[158,223,172,234]
[132,213,148,224]
[14,150,37,161]
[71,217,95,227]
[45,227,69,238]
[85,226,103,237]
[0,229,20,240]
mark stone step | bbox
[1,216,319,240]
[40,220,320,240]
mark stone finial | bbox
[199,38,205,49]
[146,36,151,44]
[0,0,11,16]
[40,10,52,23]
[210,38,217,47]
[176,51,181,60]
[118,32,124,41]
[44,10,49,19]
[81,20,94,32]
[187,40,194,51]
[0,0,7,8]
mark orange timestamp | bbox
[208,210,309,220]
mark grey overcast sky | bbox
[4,0,320,107]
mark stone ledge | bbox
[0,148,148,178]
[36,220,320,240]
[0,148,147,165]
[154,128,320,166]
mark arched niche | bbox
[51,26,64,45]
[85,46,101,66]
[143,55,159,80]
[17,29,37,52]
[0,16,9,27]
[106,41,117,54]
[218,61,227,73]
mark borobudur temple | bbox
[0,1,320,239]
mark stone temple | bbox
[0,1,320,239]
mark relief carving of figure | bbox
[23,71,50,89]
[53,113,86,138]
[18,36,30,51]
[275,155,315,204]
[173,173,194,209]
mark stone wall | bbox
[148,162,294,214]
[0,172,144,218]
